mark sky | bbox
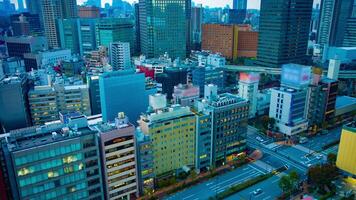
[11,0,320,11]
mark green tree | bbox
[279,175,293,194]
[308,164,339,192]
[327,153,337,165]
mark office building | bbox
[195,84,249,166]
[40,0,78,48]
[192,66,224,96]
[228,9,246,24]
[5,36,48,58]
[95,18,135,54]
[0,75,31,132]
[202,24,258,59]
[135,128,155,196]
[99,70,156,123]
[84,0,101,8]
[191,5,203,50]
[318,0,355,48]
[256,0,313,68]
[78,6,100,18]
[233,0,247,10]
[57,18,83,55]
[172,84,200,107]
[138,94,196,177]
[343,2,356,47]
[139,0,190,59]
[62,58,85,76]
[96,113,138,200]
[54,83,92,116]
[320,78,338,122]
[79,18,98,55]
[336,122,356,178]
[1,57,25,74]
[87,75,101,115]
[156,67,188,99]
[134,3,141,54]
[4,114,104,200]
[238,73,260,118]
[28,85,58,125]
[10,13,43,36]
[269,64,312,136]
[109,42,131,70]
[24,49,72,70]
[192,108,212,171]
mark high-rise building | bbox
[109,42,131,70]
[238,73,260,118]
[78,6,100,18]
[139,0,189,59]
[57,18,83,55]
[343,1,356,47]
[54,83,92,116]
[96,113,138,200]
[40,0,78,48]
[10,13,43,36]
[95,18,135,54]
[202,24,258,59]
[5,36,48,58]
[134,3,141,54]
[256,0,313,68]
[28,85,58,125]
[3,114,105,200]
[87,75,101,115]
[138,94,196,176]
[195,84,249,166]
[155,67,188,99]
[99,70,156,123]
[191,5,203,50]
[269,64,311,136]
[317,0,355,48]
[0,75,31,132]
[336,122,356,177]
[79,18,98,55]
[192,66,224,96]
[84,0,101,8]
[233,0,247,10]
[135,128,155,196]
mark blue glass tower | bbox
[99,70,156,124]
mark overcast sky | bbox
[12,0,321,12]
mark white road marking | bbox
[182,194,195,200]
[262,196,272,200]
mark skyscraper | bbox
[318,0,354,48]
[191,5,203,50]
[95,18,135,54]
[84,0,101,8]
[40,0,78,48]
[109,42,131,70]
[57,18,83,55]
[233,0,247,10]
[139,0,190,59]
[256,0,313,68]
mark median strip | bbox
[209,170,281,200]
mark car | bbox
[316,155,323,160]
[256,136,264,142]
[253,188,263,195]
[307,164,312,167]
[299,137,308,144]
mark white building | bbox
[109,42,131,70]
[327,58,340,80]
[269,87,308,136]
[238,73,260,118]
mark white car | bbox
[256,136,264,142]
[253,188,263,195]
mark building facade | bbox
[139,0,190,59]
[256,0,313,68]
[57,18,83,55]
[138,94,196,177]
[336,122,356,177]
[109,42,131,70]
[238,73,260,118]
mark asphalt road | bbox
[164,164,267,200]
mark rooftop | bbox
[335,96,356,109]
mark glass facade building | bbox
[256,0,313,68]
[139,0,190,59]
[3,115,104,200]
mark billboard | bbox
[281,64,311,88]
[239,72,260,83]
